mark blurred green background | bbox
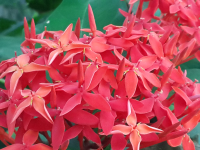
[0,0,200,149]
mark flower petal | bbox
[12,97,31,123]
[60,93,82,116]
[129,130,141,150]
[88,4,97,36]
[33,96,53,124]
[182,134,195,150]
[111,134,127,150]
[29,143,53,150]
[83,92,111,111]
[64,109,99,125]
[52,116,65,150]
[87,66,108,91]
[83,126,101,145]
[60,24,73,47]
[137,124,163,134]
[100,111,115,135]
[125,71,138,98]
[62,125,83,144]
[126,100,137,126]
[23,130,38,146]
[111,125,132,135]
[149,33,164,58]
[10,69,23,95]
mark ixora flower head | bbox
[1,0,200,150]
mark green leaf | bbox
[37,0,128,33]
[67,137,80,150]
[0,36,23,61]
[180,59,200,70]
[0,18,15,33]
[185,69,200,81]
[26,0,62,12]
[180,59,200,81]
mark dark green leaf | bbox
[0,36,23,61]
[37,0,128,33]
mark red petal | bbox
[125,71,138,98]
[182,134,195,150]
[111,125,132,135]
[75,18,80,39]
[64,109,99,125]
[83,126,101,145]
[78,60,84,87]
[180,7,197,21]
[183,38,196,59]
[141,70,161,88]
[104,70,118,89]
[140,133,158,142]
[17,54,30,68]
[181,26,195,35]
[168,135,183,147]
[109,98,127,112]
[109,38,134,48]
[23,130,38,146]
[10,69,23,95]
[60,93,82,116]
[12,97,31,123]
[126,100,137,126]
[149,33,164,58]
[183,111,200,131]
[91,37,110,53]
[138,55,157,69]
[111,134,127,150]
[52,116,65,150]
[164,32,180,56]
[87,66,108,91]
[169,4,180,13]
[160,65,173,89]
[0,66,18,79]
[85,49,103,64]
[133,98,154,114]
[36,86,51,97]
[129,130,141,150]
[0,101,10,109]
[113,48,132,66]
[62,125,83,143]
[28,118,53,131]
[172,86,192,105]
[31,19,36,39]
[98,79,111,99]
[100,111,115,135]
[33,96,53,124]
[88,4,97,36]
[23,63,49,72]
[136,124,162,134]
[181,109,200,125]
[23,17,29,38]
[158,122,181,138]
[60,24,73,47]
[83,92,111,111]
[48,48,63,65]
[84,64,98,90]
[28,38,58,48]
[116,58,125,83]
[129,0,138,4]
[7,104,17,137]
[0,144,24,150]
[29,144,52,150]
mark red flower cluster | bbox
[1,0,200,150]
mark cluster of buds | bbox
[1,0,200,150]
